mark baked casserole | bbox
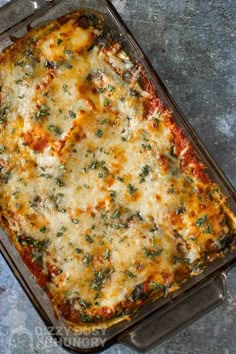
[0,10,235,330]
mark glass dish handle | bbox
[0,0,55,35]
[119,273,226,352]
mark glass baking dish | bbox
[0,0,236,352]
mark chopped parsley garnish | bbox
[72,219,79,224]
[104,249,110,259]
[14,61,25,67]
[76,248,82,254]
[69,110,76,118]
[95,129,103,138]
[152,117,159,126]
[110,223,127,229]
[203,224,212,234]
[56,178,65,187]
[40,226,47,233]
[107,85,114,92]
[97,87,105,93]
[150,282,164,290]
[111,210,121,219]
[110,190,116,201]
[176,205,186,215]
[83,253,90,266]
[85,235,94,243]
[103,99,111,107]
[0,145,5,154]
[196,214,207,227]
[88,160,99,169]
[117,177,124,183]
[142,143,151,151]
[15,79,23,84]
[56,226,67,237]
[127,183,137,195]
[185,175,194,184]
[57,38,63,45]
[143,247,163,258]
[36,105,50,119]
[139,165,151,182]
[62,84,71,95]
[64,49,73,55]
[48,125,62,135]
[124,270,137,278]
[56,232,63,237]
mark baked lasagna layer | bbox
[0,10,235,329]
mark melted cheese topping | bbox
[0,11,235,328]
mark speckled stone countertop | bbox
[0,1,235,353]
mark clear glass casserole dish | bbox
[0,0,235,352]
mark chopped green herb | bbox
[196,214,207,227]
[14,61,25,67]
[40,226,47,233]
[143,247,163,258]
[15,79,23,84]
[150,281,164,290]
[110,223,127,229]
[36,105,50,119]
[124,270,137,278]
[84,184,89,189]
[127,183,137,195]
[48,125,62,135]
[0,145,5,154]
[168,187,175,194]
[24,49,33,57]
[72,219,79,224]
[69,110,76,118]
[107,85,114,92]
[65,63,73,69]
[176,205,186,215]
[203,224,212,234]
[56,178,65,187]
[142,143,151,151]
[83,253,90,266]
[111,210,121,219]
[95,129,103,138]
[185,175,194,184]
[62,84,71,95]
[85,235,94,243]
[139,165,151,181]
[64,49,73,55]
[97,87,105,93]
[58,208,66,213]
[88,160,99,169]
[110,190,116,201]
[57,38,63,45]
[104,248,110,259]
[152,117,159,125]
[103,99,111,107]
[76,248,82,254]
[117,177,124,183]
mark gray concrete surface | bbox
[0,0,235,353]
